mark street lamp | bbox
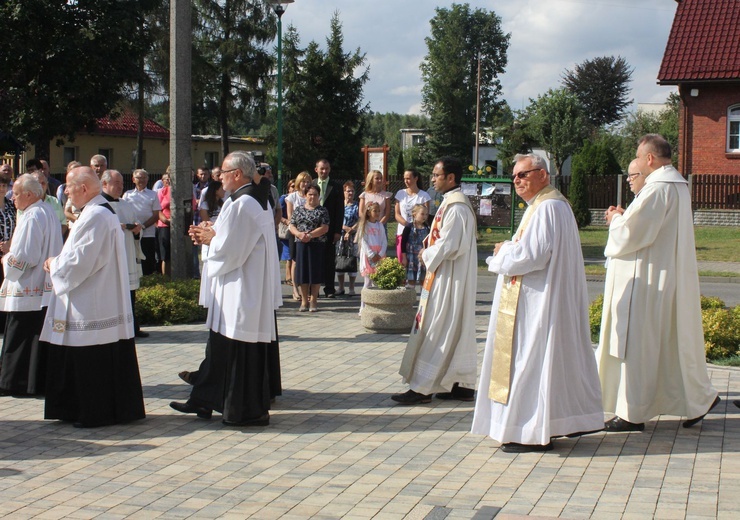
[270,0,294,193]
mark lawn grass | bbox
[386,222,738,268]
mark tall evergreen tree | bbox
[193,0,276,157]
[281,14,369,178]
[568,150,592,228]
[420,4,509,162]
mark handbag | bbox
[278,221,289,239]
[335,236,357,273]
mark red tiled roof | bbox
[658,0,740,84]
[92,113,170,139]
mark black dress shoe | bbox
[683,395,721,428]
[222,414,269,427]
[435,383,475,402]
[169,401,212,419]
[391,390,432,405]
[134,330,149,338]
[604,416,644,432]
[501,441,554,453]
[178,371,195,385]
[734,400,740,409]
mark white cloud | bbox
[280,0,678,115]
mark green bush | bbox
[700,295,725,309]
[702,306,740,360]
[589,294,604,342]
[370,257,407,289]
[136,275,207,325]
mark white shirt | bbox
[122,188,161,238]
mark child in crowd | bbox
[356,201,387,315]
[401,204,430,289]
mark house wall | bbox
[23,135,263,176]
[679,83,740,175]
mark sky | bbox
[277,0,679,115]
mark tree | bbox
[0,0,158,159]
[192,0,276,158]
[568,150,592,228]
[361,111,430,172]
[395,151,405,179]
[562,55,634,129]
[527,89,589,177]
[281,14,369,177]
[420,4,509,162]
[614,92,679,169]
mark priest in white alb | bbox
[471,153,604,453]
[392,156,478,405]
[170,151,281,426]
[41,166,145,428]
[598,134,719,432]
[0,174,63,396]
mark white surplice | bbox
[205,191,282,343]
[109,198,143,290]
[41,195,134,346]
[472,196,604,445]
[0,200,63,311]
[597,165,717,422]
[398,188,478,394]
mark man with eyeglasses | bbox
[393,156,478,406]
[471,153,603,453]
[597,134,719,433]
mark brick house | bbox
[657,0,740,176]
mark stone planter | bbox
[360,286,417,333]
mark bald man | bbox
[41,167,145,428]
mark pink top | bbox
[359,191,391,217]
[157,186,171,228]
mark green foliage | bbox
[361,112,430,172]
[421,4,510,161]
[568,152,592,228]
[589,294,604,342]
[0,0,159,157]
[562,55,634,128]
[136,276,207,325]
[702,307,740,360]
[700,295,726,310]
[613,92,679,169]
[282,15,369,178]
[370,258,407,290]
[395,152,405,179]
[592,293,740,362]
[527,89,589,176]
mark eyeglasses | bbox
[220,168,238,175]
[627,173,640,180]
[511,168,541,180]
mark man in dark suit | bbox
[313,159,344,298]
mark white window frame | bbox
[728,104,740,152]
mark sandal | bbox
[286,280,293,286]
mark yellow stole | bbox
[400,190,474,378]
[488,185,568,404]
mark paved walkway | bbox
[0,275,738,519]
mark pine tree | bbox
[569,149,592,228]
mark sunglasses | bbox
[511,168,541,180]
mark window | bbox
[63,147,77,165]
[98,149,113,167]
[411,134,426,147]
[204,151,219,169]
[728,105,740,152]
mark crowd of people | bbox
[0,133,728,444]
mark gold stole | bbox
[488,185,568,404]
[400,191,474,377]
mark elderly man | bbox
[625,159,646,197]
[102,169,147,339]
[597,134,720,432]
[471,153,604,453]
[393,157,478,405]
[0,175,63,396]
[90,155,107,178]
[41,166,145,428]
[123,169,161,276]
[170,151,281,426]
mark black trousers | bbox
[0,309,47,395]
[322,238,337,296]
[140,237,157,276]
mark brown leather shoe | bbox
[604,416,644,432]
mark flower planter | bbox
[360,286,417,333]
